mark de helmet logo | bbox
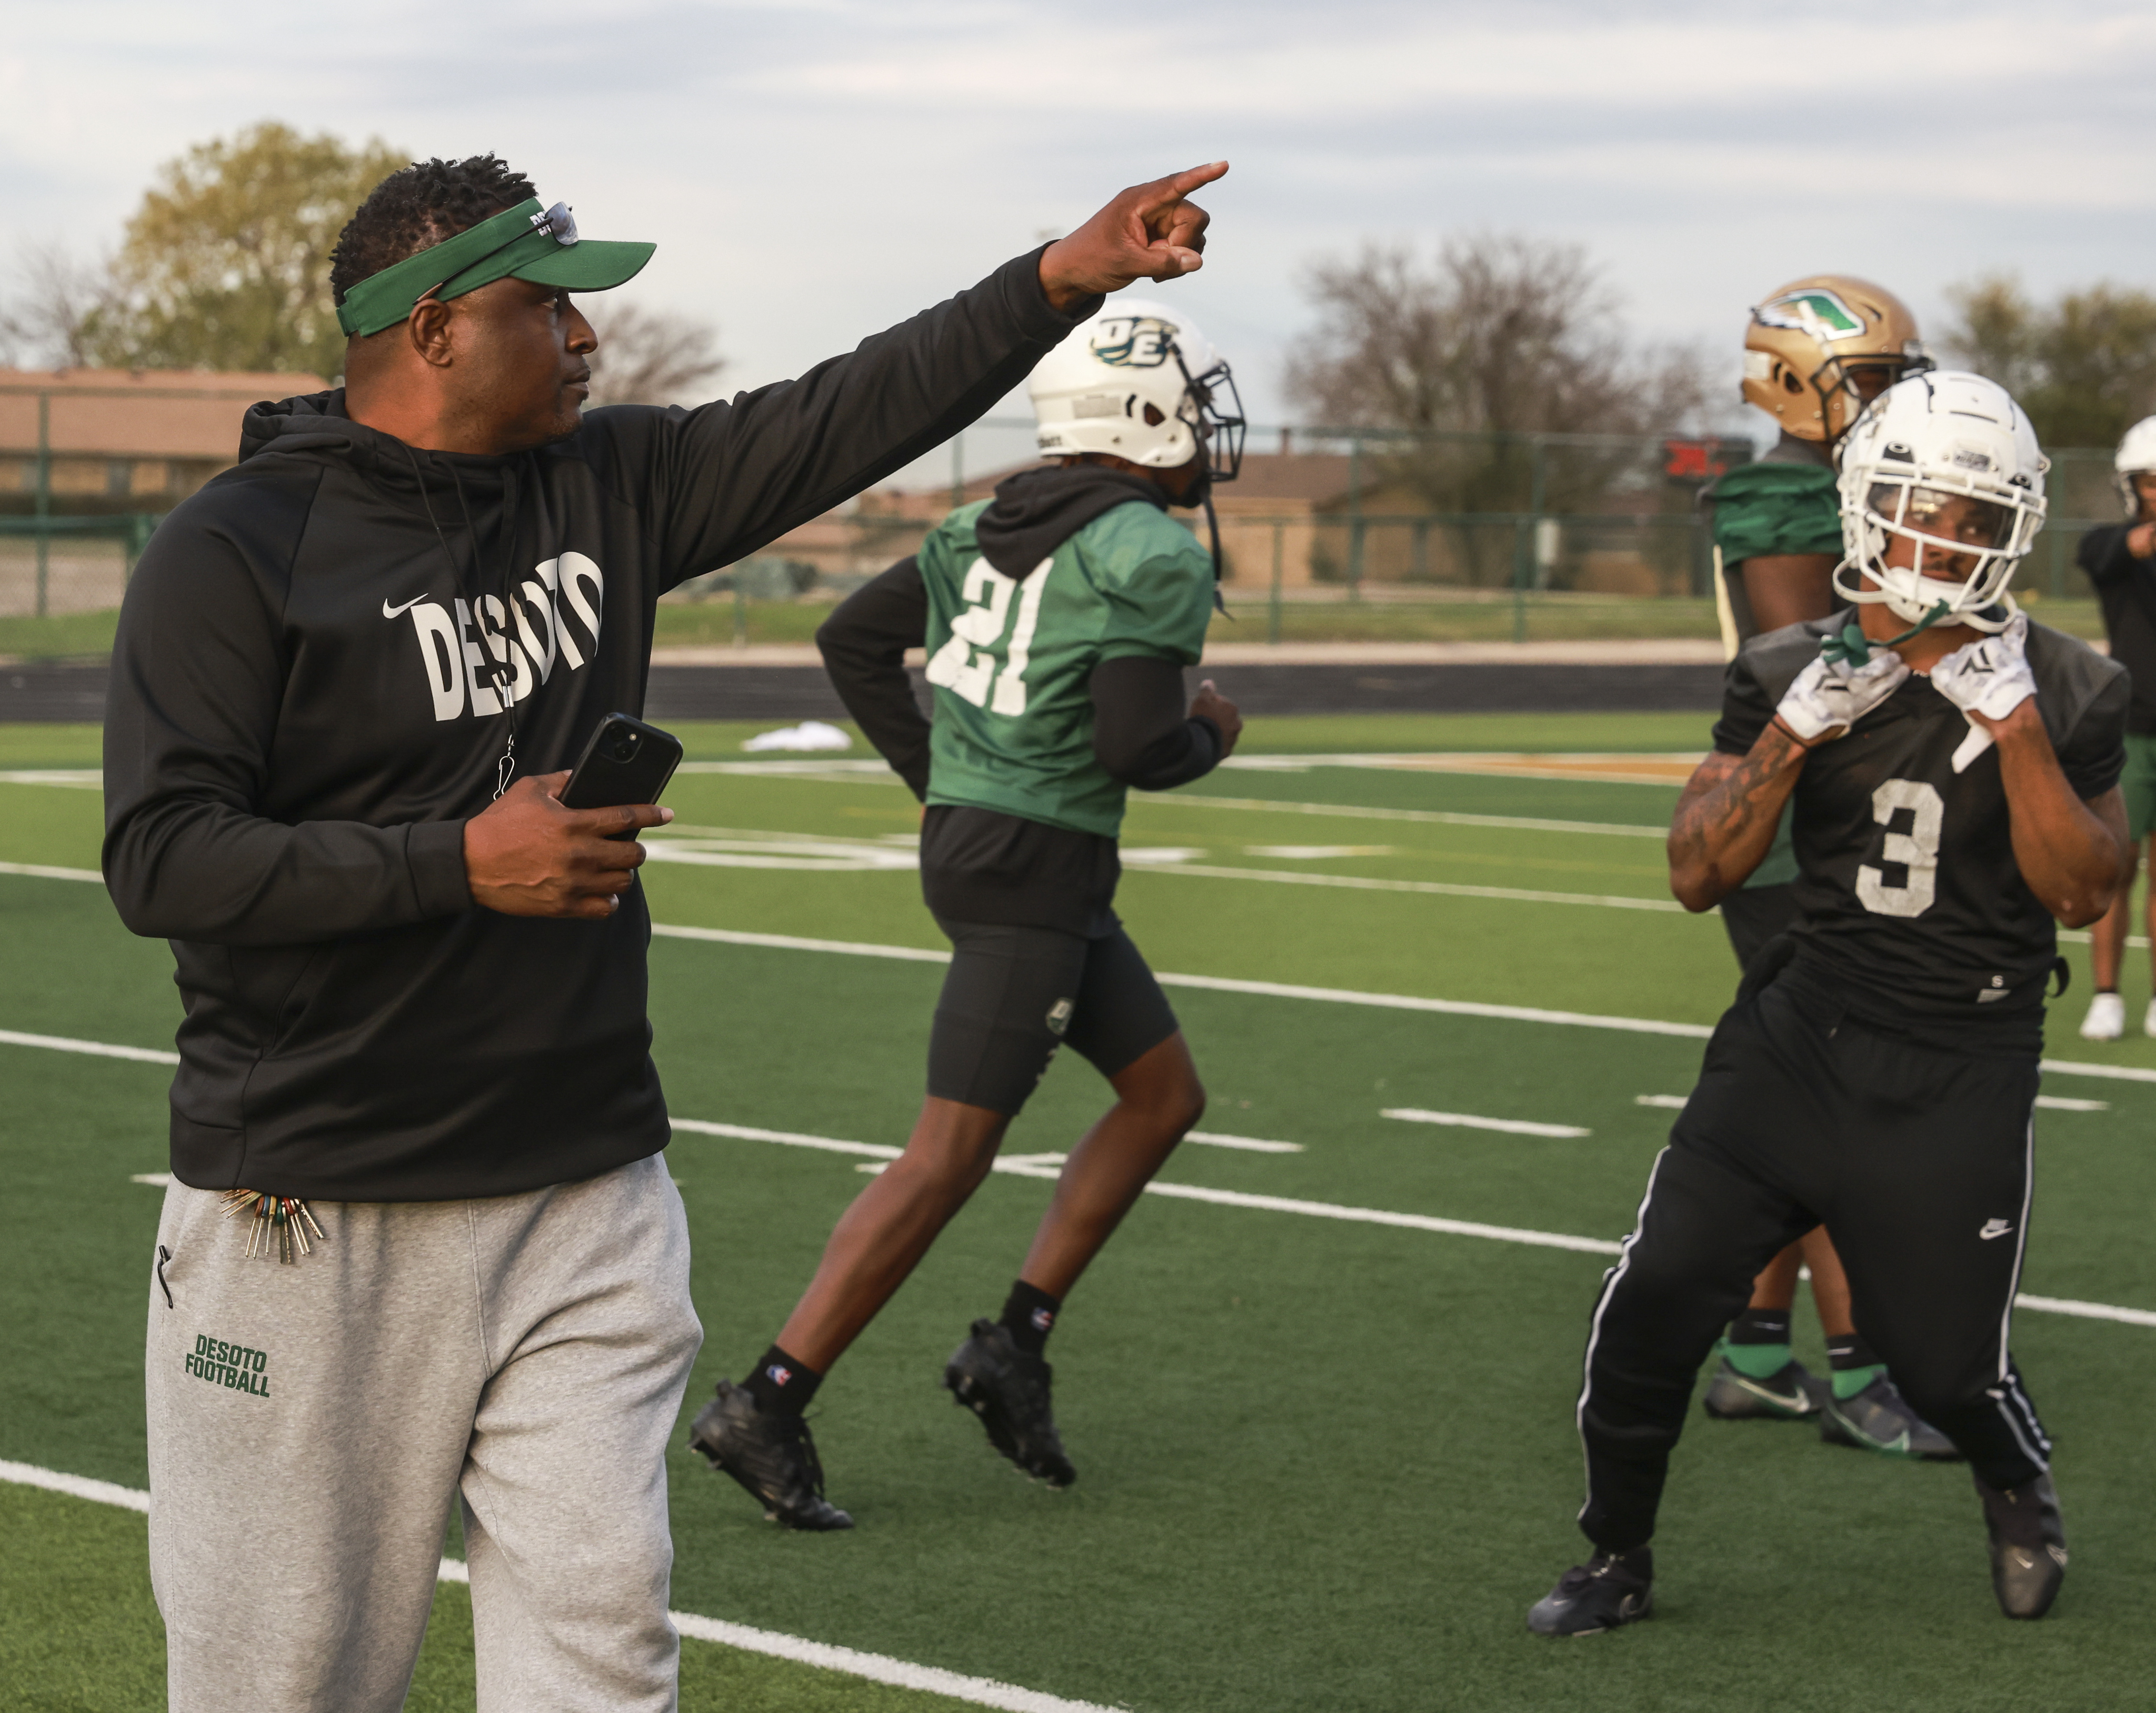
[1090,315,1180,369]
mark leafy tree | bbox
[1942,275,2156,449]
[82,122,406,380]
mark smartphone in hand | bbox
[562,714,684,839]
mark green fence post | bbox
[1512,513,1529,644]
[35,392,52,620]
[733,577,747,647]
[1269,520,1284,645]
[1347,435,1364,605]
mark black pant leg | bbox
[1818,1026,2050,1488]
[1575,990,1822,1552]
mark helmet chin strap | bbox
[1202,489,1228,616]
[1820,597,1952,669]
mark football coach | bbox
[102,151,1225,1712]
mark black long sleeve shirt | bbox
[102,249,1099,1199]
[2079,523,2156,734]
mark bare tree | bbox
[1289,235,1713,583]
[583,304,726,407]
[0,242,119,369]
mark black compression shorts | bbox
[926,918,1181,1116]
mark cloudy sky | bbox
[7,0,2156,455]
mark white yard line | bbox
[0,1461,1121,1713]
[652,925,2156,1084]
[0,1027,178,1065]
[1185,1130,1304,1154]
[9,920,2155,1089]
[0,860,102,883]
[1140,863,1689,912]
[671,1114,2156,1323]
[1164,794,1669,839]
[1382,1108,1592,1138]
[1636,1093,2111,1114]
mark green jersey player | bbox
[1696,276,1952,1458]
[691,298,1244,1528]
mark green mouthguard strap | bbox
[1820,599,1952,670]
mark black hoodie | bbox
[102,250,1097,1201]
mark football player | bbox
[687,300,1244,1529]
[2075,414,2156,1039]
[1531,372,2129,1633]
[1699,278,1952,1457]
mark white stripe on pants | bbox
[146,1154,703,1712]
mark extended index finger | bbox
[1131,161,1229,214]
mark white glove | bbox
[1774,648,1911,743]
[1930,613,2035,773]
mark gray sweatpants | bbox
[145,1154,703,1712]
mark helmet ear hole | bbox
[1142,403,1165,427]
[1780,369,1803,395]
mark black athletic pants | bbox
[1576,965,2051,1552]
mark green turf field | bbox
[5,712,2156,1712]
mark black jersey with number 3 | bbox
[1714,613,2128,1023]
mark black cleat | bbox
[1528,1548,1654,1636]
[1975,1471,2067,1620]
[1702,1348,1823,1420]
[687,1380,854,1531]
[1819,1375,1962,1461]
[943,1319,1076,1487]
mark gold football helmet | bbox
[1742,276,1931,445]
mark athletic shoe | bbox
[687,1380,854,1531]
[1527,1548,1654,1636]
[1974,1470,2067,1619]
[2081,991,2125,1041]
[1702,1346,1823,1420]
[943,1319,1076,1487]
[1819,1374,1962,1460]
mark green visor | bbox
[335,196,654,338]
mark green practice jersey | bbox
[919,497,1214,837]
[1710,461,1842,565]
[1711,459,1841,892]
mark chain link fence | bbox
[1,394,2132,644]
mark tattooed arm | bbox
[1666,722,1819,913]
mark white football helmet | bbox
[1832,371,2047,636]
[1029,298,1244,479]
[2113,415,2156,516]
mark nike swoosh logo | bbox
[1979,1221,2013,1240]
[382,596,427,619]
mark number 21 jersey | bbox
[1716,614,2128,1018]
[917,495,1214,838]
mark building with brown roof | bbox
[1,368,323,516]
